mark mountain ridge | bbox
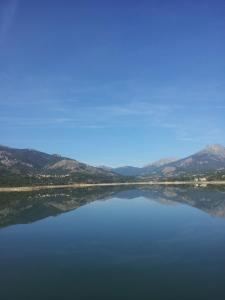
[1,144,225,185]
[112,144,225,178]
[0,145,121,186]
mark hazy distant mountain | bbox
[157,144,225,178]
[144,158,178,168]
[141,158,179,175]
[0,145,121,186]
[113,158,178,176]
[97,165,114,172]
[113,166,142,176]
[112,145,225,178]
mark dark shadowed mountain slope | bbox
[0,145,63,173]
[0,145,121,185]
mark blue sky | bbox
[0,0,225,167]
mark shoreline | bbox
[0,181,225,192]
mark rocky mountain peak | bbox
[201,144,225,156]
[144,157,178,168]
[205,144,225,152]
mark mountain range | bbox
[112,144,225,179]
[0,145,122,186]
[0,144,225,186]
[112,157,178,176]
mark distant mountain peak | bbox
[203,144,225,153]
[144,157,179,168]
[98,165,113,171]
[198,144,225,159]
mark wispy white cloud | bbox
[0,101,175,127]
[1,97,225,145]
[0,0,18,46]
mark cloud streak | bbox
[1,100,224,145]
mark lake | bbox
[0,186,225,300]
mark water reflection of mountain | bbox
[1,186,225,228]
[115,186,225,218]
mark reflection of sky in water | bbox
[0,190,225,300]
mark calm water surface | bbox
[0,186,225,299]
